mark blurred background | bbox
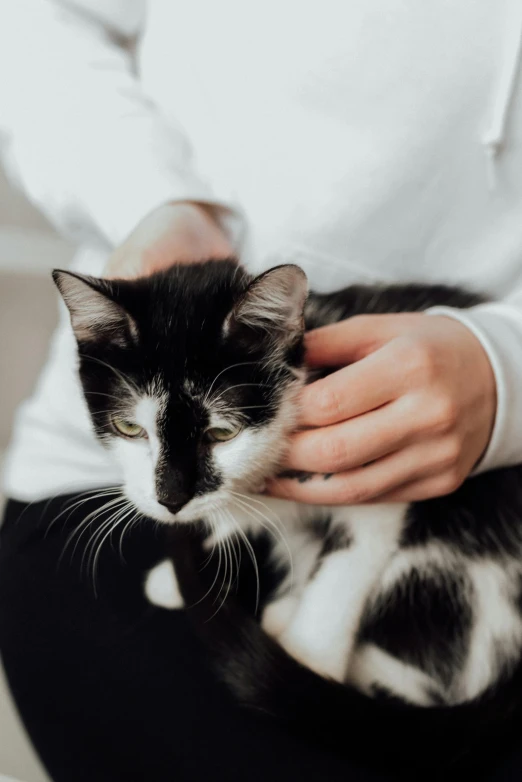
[0,163,72,782]
[0,165,73,489]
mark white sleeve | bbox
[0,0,241,248]
[428,290,522,473]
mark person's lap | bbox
[0,494,520,782]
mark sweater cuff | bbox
[427,303,522,474]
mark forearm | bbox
[0,0,240,248]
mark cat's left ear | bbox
[225,264,308,345]
[52,270,138,347]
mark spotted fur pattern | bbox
[54,260,522,769]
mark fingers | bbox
[372,473,464,503]
[298,343,403,428]
[287,397,417,473]
[278,312,491,506]
[267,439,455,505]
[304,313,417,367]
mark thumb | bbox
[304,313,416,367]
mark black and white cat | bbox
[54,260,522,770]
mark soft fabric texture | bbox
[1,495,522,782]
[2,1,522,498]
[0,497,387,782]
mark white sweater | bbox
[2,0,522,500]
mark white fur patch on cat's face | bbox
[110,378,302,527]
[111,394,177,524]
[176,384,300,523]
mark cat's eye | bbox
[205,426,241,443]
[112,417,146,439]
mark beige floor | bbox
[0,166,72,781]
[0,660,51,782]
[0,275,58,781]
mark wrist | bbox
[104,200,235,280]
[139,200,230,256]
[426,309,497,471]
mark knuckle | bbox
[439,469,464,495]
[401,337,437,383]
[314,386,343,423]
[428,396,459,434]
[325,436,348,471]
[437,436,461,469]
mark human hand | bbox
[104,202,234,279]
[267,313,496,504]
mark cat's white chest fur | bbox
[144,498,409,683]
[144,496,522,707]
[145,559,184,610]
[263,502,408,682]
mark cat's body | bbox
[54,260,522,771]
[246,477,522,707]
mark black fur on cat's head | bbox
[53,260,308,524]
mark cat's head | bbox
[53,260,308,524]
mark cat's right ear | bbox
[225,264,308,347]
[52,270,138,347]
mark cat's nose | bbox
[157,496,190,515]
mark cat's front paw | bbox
[262,594,299,639]
[144,559,184,610]
[278,629,346,683]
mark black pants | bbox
[1,495,522,782]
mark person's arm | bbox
[0,0,241,250]
[427,292,522,473]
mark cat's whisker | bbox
[82,499,136,592]
[225,508,260,615]
[57,494,126,564]
[222,404,271,412]
[79,498,130,569]
[230,493,294,588]
[228,531,241,587]
[83,390,129,402]
[191,514,225,608]
[203,361,259,404]
[118,509,144,562]
[90,408,132,416]
[78,354,140,398]
[58,502,127,588]
[90,502,137,593]
[70,501,127,562]
[231,519,243,577]
[205,510,237,620]
[213,523,231,608]
[200,520,219,570]
[219,534,235,610]
[211,516,224,605]
[229,490,287,536]
[79,501,130,575]
[82,516,117,578]
[47,486,121,535]
[189,511,228,618]
[208,382,270,407]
